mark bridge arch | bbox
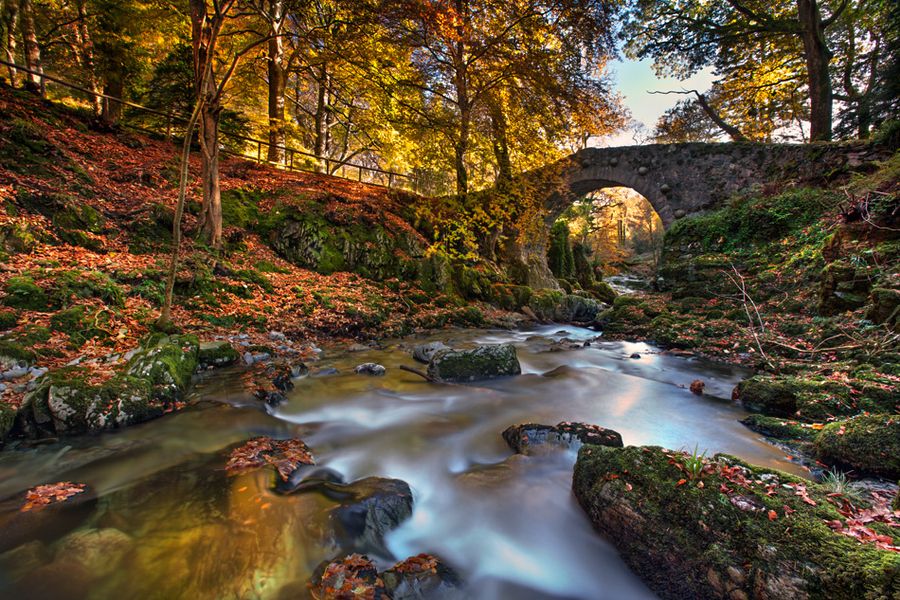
[497,141,885,287]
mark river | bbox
[0,325,805,599]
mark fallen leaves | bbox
[226,437,315,481]
[21,482,86,512]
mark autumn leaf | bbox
[21,482,86,512]
[767,510,777,521]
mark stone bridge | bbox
[494,141,886,287]
[518,141,885,227]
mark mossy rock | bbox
[740,414,819,443]
[19,368,160,437]
[427,344,521,382]
[866,288,900,330]
[573,444,900,600]
[526,289,565,320]
[735,375,892,420]
[0,402,16,445]
[487,283,533,311]
[0,222,40,253]
[587,280,617,304]
[814,415,900,479]
[52,203,104,233]
[197,341,240,369]
[818,261,871,315]
[2,276,48,311]
[0,310,18,330]
[126,334,199,401]
[49,270,125,308]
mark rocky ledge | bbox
[572,444,900,600]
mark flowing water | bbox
[0,326,806,599]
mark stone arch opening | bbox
[548,187,663,283]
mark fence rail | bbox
[0,58,419,192]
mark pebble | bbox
[630,353,641,359]
[355,363,386,376]
[313,367,339,377]
[269,331,286,341]
[2,367,29,381]
[28,367,47,378]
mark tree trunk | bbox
[74,0,102,116]
[452,0,469,196]
[198,97,222,249]
[797,0,833,141]
[2,0,18,86]
[18,0,42,95]
[191,0,223,249]
[265,0,285,163]
[489,97,512,190]
[313,63,330,173]
[101,75,124,126]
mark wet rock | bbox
[54,527,131,578]
[327,477,413,554]
[503,422,623,455]
[427,344,521,382]
[355,363,386,376]
[291,363,309,378]
[126,334,199,401]
[630,353,641,359]
[0,485,98,554]
[689,380,705,395]
[0,402,14,445]
[197,341,240,369]
[268,330,287,341]
[814,414,900,479]
[383,554,465,600]
[17,368,161,437]
[412,341,450,364]
[572,445,900,600]
[277,465,345,494]
[310,554,388,600]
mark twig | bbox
[399,364,443,384]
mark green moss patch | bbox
[814,415,900,479]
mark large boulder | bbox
[427,344,521,382]
[502,422,623,455]
[17,368,160,437]
[573,445,900,600]
[814,414,900,479]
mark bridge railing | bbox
[0,59,420,193]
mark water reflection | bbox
[0,326,802,599]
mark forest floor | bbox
[0,87,511,415]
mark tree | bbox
[622,0,853,141]
[18,0,43,94]
[382,0,621,195]
[1,0,19,86]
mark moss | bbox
[221,187,265,229]
[0,310,18,330]
[573,445,900,600]
[126,334,199,400]
[588,280,617,304]
[0,339,37,363]
[197,341,240,368]
[736,374,895,421]
[427,344,521,382]
[22,367,160,436]
[527,289,566,320]
[547,220,574,278]
[2,276,48,310]
[52,203,104,233]
[740,414,819,443]
[0,222,40,253]
[815,415,900,479]
[49,270,125,308]
[0,401,15,445]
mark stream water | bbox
[0,326,806,599]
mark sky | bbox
[598,58,717,147]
